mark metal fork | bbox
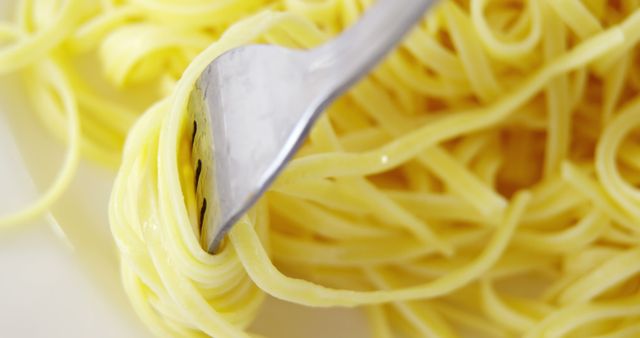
[189,0,436,253]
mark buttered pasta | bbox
[3,0,640,337]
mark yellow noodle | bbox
[3,0,640,337]
[480,278,536,333]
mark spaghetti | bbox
[2,0,640,337]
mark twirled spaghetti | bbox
[3,0,640,337]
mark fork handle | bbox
[309,0,437,93]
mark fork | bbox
[189,0,437,253]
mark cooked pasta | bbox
[3,0,640,337]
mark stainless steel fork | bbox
[189,0,437,253]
